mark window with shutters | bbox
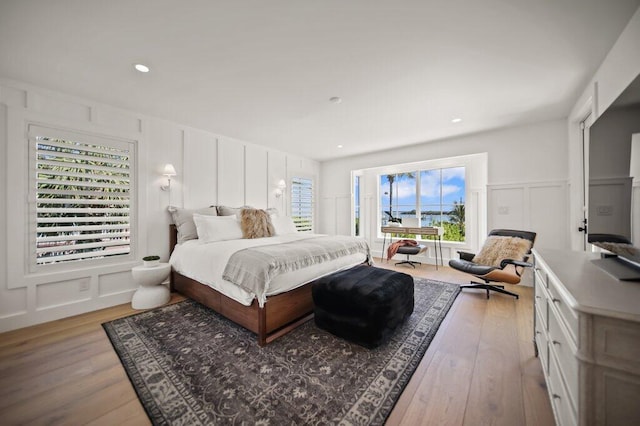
[30,125,134,266]
[290,176,313,232]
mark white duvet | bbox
[169,233,367,306]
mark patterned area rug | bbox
[103,277,460,425]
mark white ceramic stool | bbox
[131,263,171,309]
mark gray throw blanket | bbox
[222,235,371,306]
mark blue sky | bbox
[380,167,465,209]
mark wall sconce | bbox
[160,164,176,191]
[160,163,177,205]
[274,179,287,197]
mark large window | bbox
[380,172,417,225]
[31,126,134,265]
[291,176,313,232]
[420,168,466,241]
[380,166,465,241]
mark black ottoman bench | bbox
[312,265,414,348]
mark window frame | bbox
[349,153,487,252]
[27,124,137,272]
[290,175,314,232]
[378,166,466,243]
[352,172,363,237]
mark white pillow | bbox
[270,215,298,235]
[168,206,218,244]
[193,214,243,243]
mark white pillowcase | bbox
[270,215,299,235]
[168,206,218,244]
[193,213,243,243]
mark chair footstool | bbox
[312,265,414,348]
[394,244,425,268]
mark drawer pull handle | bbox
[535,296,541,299]
[552,340,560,346]
[552,298,560,304]
[535,331,541,335]
[552,394,561,400]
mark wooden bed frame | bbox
[169,224,315,346]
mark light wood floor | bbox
[0,260,554,425]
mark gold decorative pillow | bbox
[240,208,275,239]
[472,236,532,267]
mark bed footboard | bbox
[171,269,314,346]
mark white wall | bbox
[0,79,319,333]
[568,6,640,250]
[319,118,569,268]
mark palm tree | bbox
[385,172,414,221]
[450,198,465,236]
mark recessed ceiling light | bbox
[337,145,343,148]
[329,96,342,104]
[451,118,462,123]
[134,64,150,73]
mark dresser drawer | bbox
[548,306,578,411]
[534,278,548,330]
[534,263,548,288]
[547,276,579,343]
[548,351,577,426]
[535,309,549,375]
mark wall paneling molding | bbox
[487,179,569,250]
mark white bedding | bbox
[169,233,367,306]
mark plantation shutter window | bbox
[291,176,313,232]
[30,125,134,265]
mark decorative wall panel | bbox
[99,271,138,297]
[245,145,268,208]
[217,139,245,207]
[488,181,568,250]
[36,278,92,309]
[183,130,218,208]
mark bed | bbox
[168,216,370,346]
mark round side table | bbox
[131,263,171,309]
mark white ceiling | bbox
[1,0,639,161]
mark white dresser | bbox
[533,249,640,426]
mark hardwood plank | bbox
[462,294,526,425]
[385,297,465,424]
[515,284,555,426]
[1,364,127,424]
[391,295,486,425]
[406,350,474,424]
[0,347,119,409]
[30,380,138,426]
[0,329,108,377]
[0,304,135,350]
[86,399,151,426]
